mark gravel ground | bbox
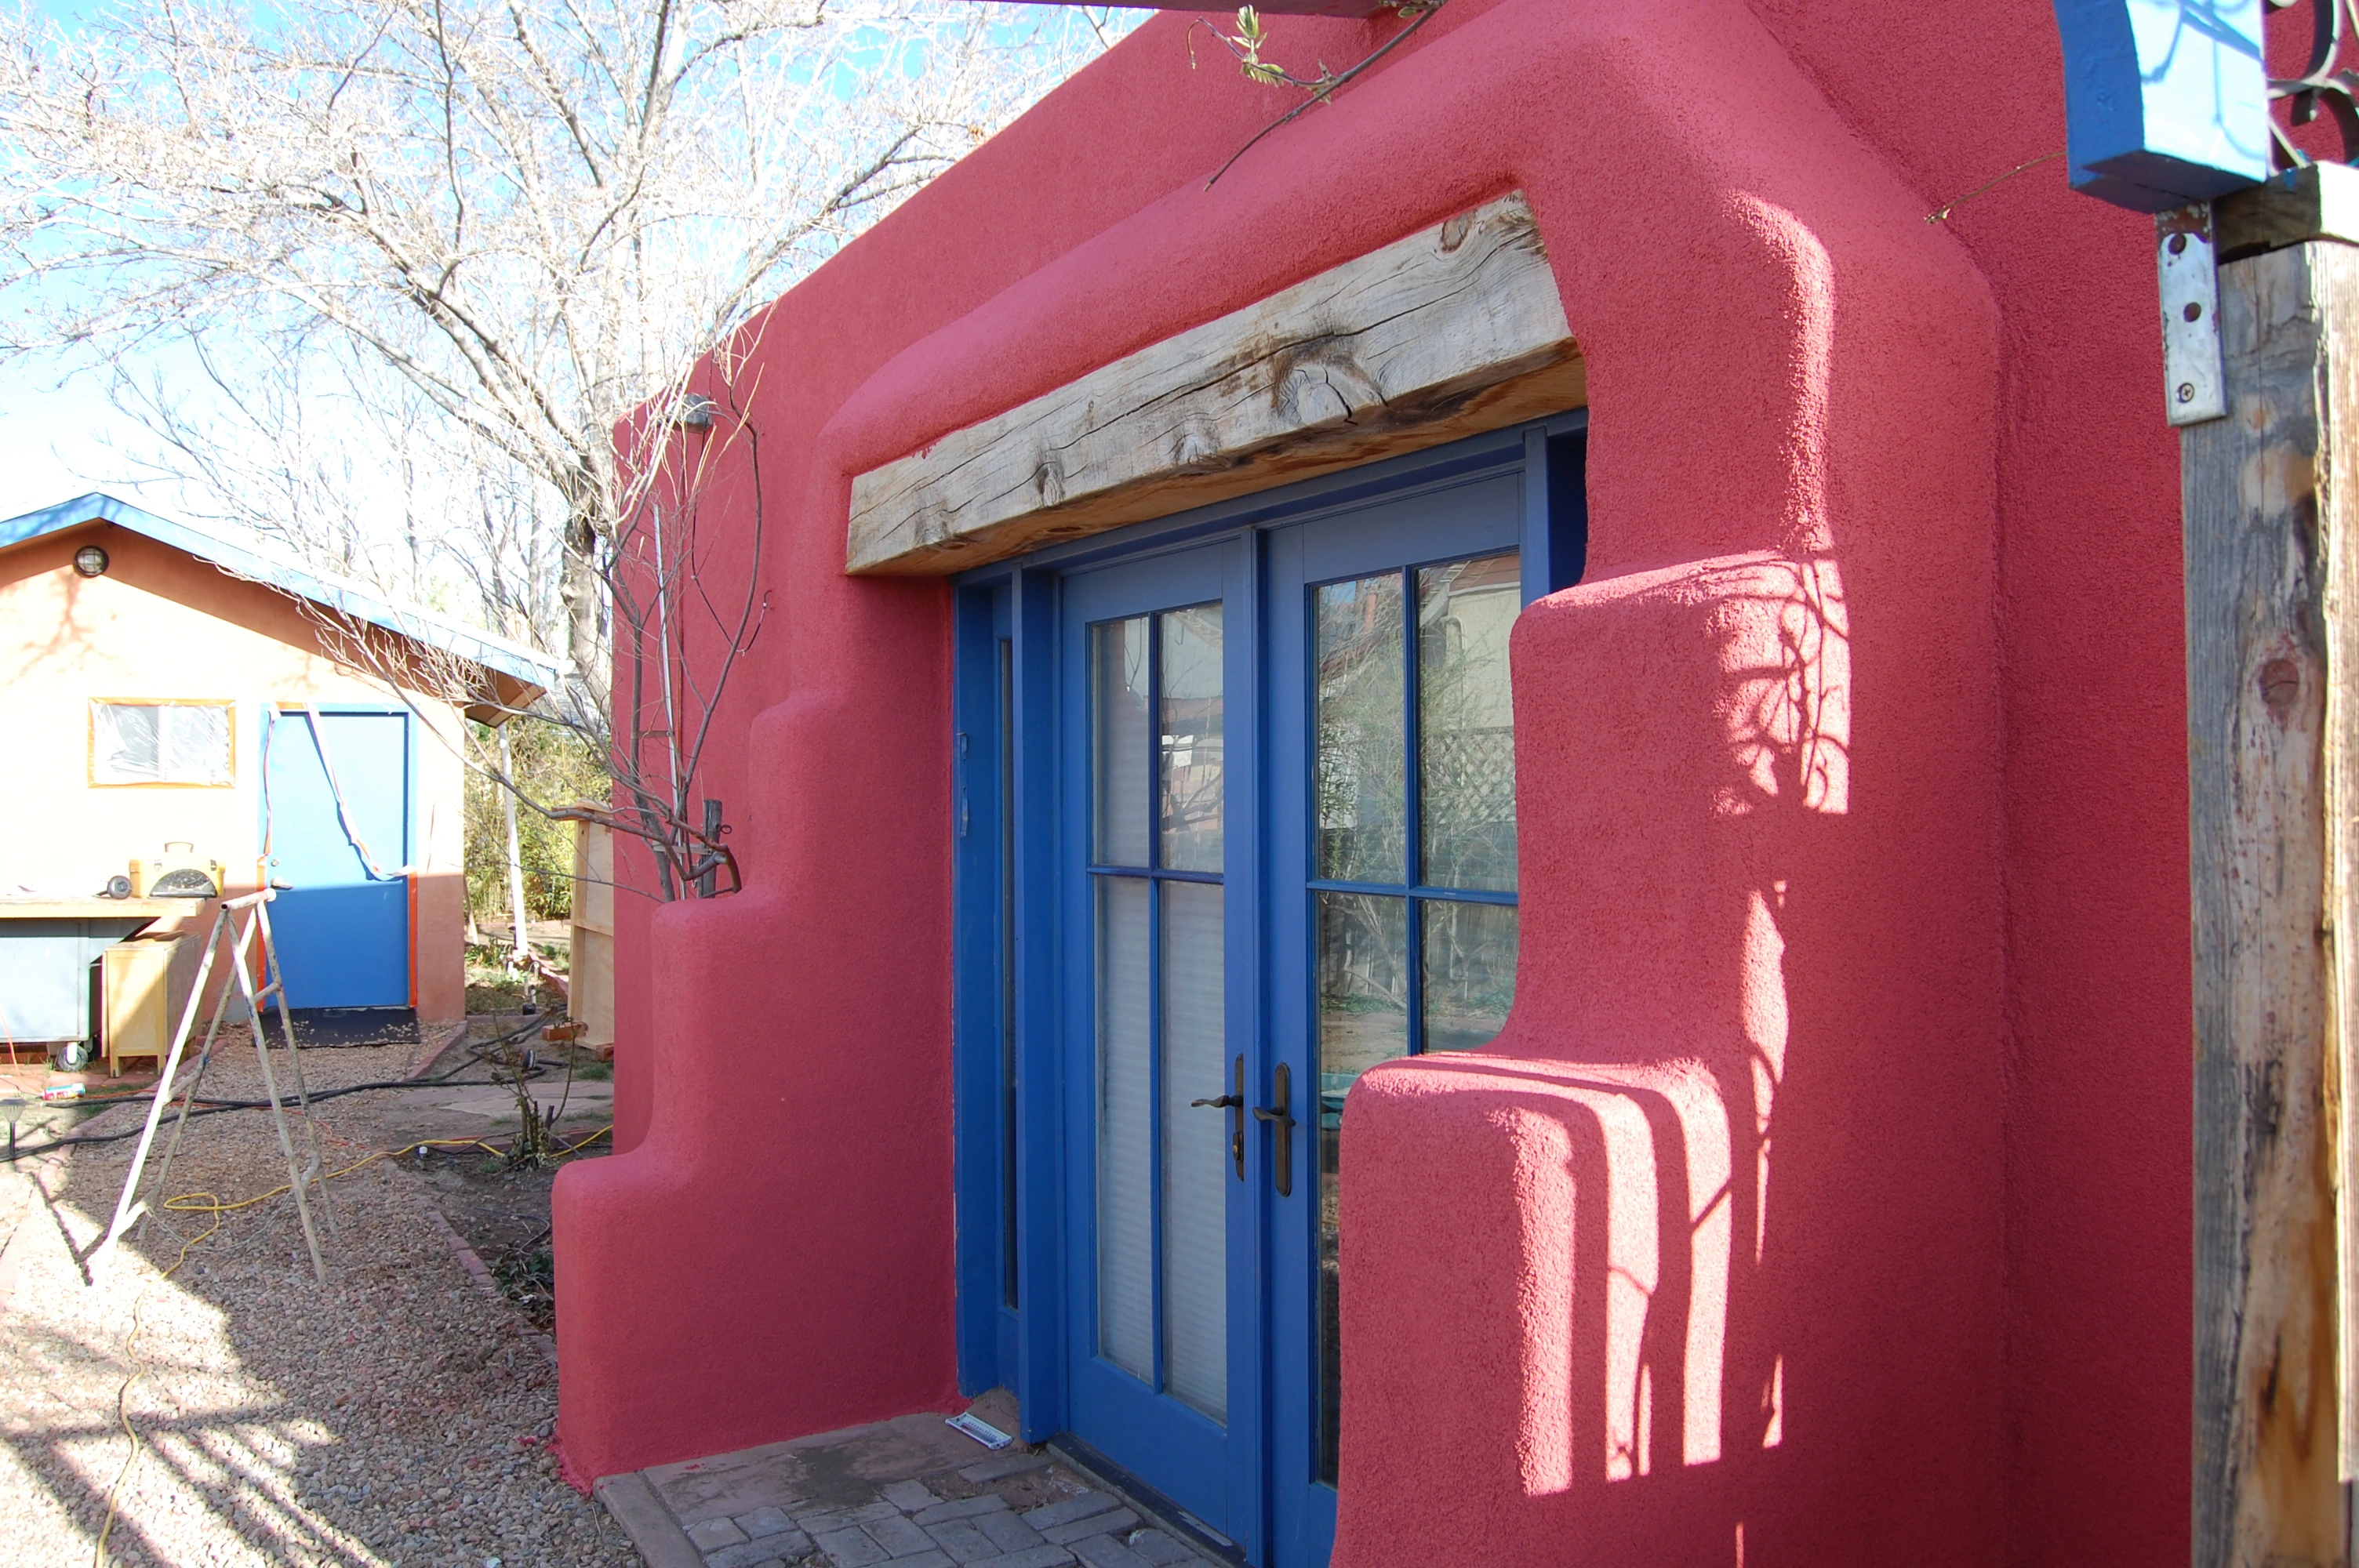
[0,1033,640,1568]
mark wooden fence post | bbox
[2190,172,2359,1567]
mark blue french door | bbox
[1263,477,1525,1566]
[954,418,1581,1568]
[1057,539,1261,1541]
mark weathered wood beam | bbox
[2216,162,2359,264]
[2185,238,2356,1568]
[845,191,1584,575]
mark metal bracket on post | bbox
[2162,205,2229,426]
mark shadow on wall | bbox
[1334,549,1949,1563]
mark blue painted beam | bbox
[2055,0,2271,211]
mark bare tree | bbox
[0,0,1126,938]
[269,335,781,920]
[0,0,1125,734]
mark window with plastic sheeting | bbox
[89,700,235,786]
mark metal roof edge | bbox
[0,491,565,699]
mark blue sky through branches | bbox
[0,0,1137,550]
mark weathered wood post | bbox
[2189,162,2359,1568]
[2045,2,2359,1558]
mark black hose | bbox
[4,1014,569,1159]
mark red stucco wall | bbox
[555,2,2188,1563]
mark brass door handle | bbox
[1194,1056,1246,1180]
[1253,1062,1296,1197]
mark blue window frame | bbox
[951,413,1587,1568]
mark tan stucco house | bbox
[0,492,556,1058]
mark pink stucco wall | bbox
[556,2,2190,1564]
[0,521,470,1028]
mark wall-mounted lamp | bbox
[72,544,110,578]
[673,394,716,433]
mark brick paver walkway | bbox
[596,1402,1222,1568]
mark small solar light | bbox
[2,1098,25,1163]
[72,544,110,578]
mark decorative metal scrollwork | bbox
[2271,0,2359,165]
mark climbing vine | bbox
[1194,1,1450,185]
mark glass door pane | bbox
[1083,593,1234,1447]
[1096,619,1152,866]
[1161,608,1227,873]
[1314,576,1405,883]
[1417,554,1520,890]
[1307,549,1521,1487]
[1313,888,1407,1483]
[1097,873,1154,1381]
[1163,877,1228,1420]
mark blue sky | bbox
[5,3,209,513]
[0,1,1136,526]
[0,365,176,519]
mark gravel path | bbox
[0,1036,640,1568]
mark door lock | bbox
[1253,1062,1297,1198]
[1191,1054,1246,1180]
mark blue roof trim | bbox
[0,492,562,698]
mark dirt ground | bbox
[0,1020,630,1567]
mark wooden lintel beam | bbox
[845,191,1583,575]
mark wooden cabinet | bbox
[103,934,187,1076]
[569,820,614,1051]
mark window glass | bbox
[1159,606,1225,873]
[93,701,233,786]
[1314,887,1407,1485]
[1093,602,1229,1416]
[1161,877,1228,1421]
[1096,874,1154,1381]
[1318,547,1521,1487]
[1418,554,1519,890]
[1421,899,1520,1053]
[1093,619,1151,866]
[1314,575,1405,884]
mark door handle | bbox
[1191,1054,1246,1180]
[1253,1062,1296,1198]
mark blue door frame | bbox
[951,414,1587,1566]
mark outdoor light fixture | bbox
[674,394,716,432]
[72,544,109,578]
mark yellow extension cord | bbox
[89,1124,615,1566]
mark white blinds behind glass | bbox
[1161,879,1227,1421]
[1096,876,1154,1381]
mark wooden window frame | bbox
[87,697,239,789]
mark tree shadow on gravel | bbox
[0,1083,632,1568]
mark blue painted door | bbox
[1263,479,1525,1567]
[959,421,1576,1568]
[262,709,411,1008]
[1058,539,1262,1544]
[1056,494,1525,1566]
